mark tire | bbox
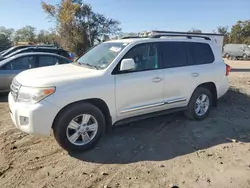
[243,54,247,60]
[53,102,106,153]
[185,87,213,120]
[225,53,230,59]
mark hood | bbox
[15,64,102,87]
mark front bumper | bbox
[8,93,60,136]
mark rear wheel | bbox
[243,54,247,60]
[53,102,105,153]
[185,87,213,120]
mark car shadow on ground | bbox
[71,89,250,164]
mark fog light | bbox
[20,116,29,125]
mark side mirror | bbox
[120,58,135,71]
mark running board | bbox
[114,107,187,127]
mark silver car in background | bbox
[0,52,71,92]
[223,44,250,60]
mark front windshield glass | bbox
[76,42,128,69]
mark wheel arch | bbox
[192,82,218,107]
[52,98,112,132]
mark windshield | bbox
[76,42,128,69]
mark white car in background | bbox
[8,31,230,153]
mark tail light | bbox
[226,64,231,76]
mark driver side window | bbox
[122,43,159,72]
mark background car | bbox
[3,46,72,60]
[0,52,72,92]
[0,45,33,57]
[223,44,250,60]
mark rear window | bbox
[187,42,214,65]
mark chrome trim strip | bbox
[120,98,187,114]
[121,102,165,114]
[165,97,187,104]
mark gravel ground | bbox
[0,60,250,188]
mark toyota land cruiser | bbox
[8,31,230,152]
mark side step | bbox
[114,107,186,127]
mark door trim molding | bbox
[120,102,164,114]
[120,97,187,114]
[165,97,187,104]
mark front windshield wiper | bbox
[76,62,99,70]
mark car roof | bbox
[10,52,69,58]
[4,47,68,58]
[106,37,214,45]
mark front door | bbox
[114,43,164,119]
[0,55,36,91]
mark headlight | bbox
[17,86,55,104]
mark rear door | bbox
[159,41,215,108]
[0,55,36,91]
[159,42,192,108]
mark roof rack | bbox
[151,30,224,36]
[150,34,211,40]
[121,36,143,39]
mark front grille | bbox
[10,79,21,101]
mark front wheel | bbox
[53,102,106,153]
[185,87,213,120]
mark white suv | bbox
[8,33,230,152]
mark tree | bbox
[14,25,36,42]
[0,33,11,51]
[42,0,121,56]
[230,20,250,44]
[0,26,15,40]
[217,26,229,45]
[188,28,202,33]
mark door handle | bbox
[152,77,162,82]
[191,73,199,77]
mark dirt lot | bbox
[0,60,250,188]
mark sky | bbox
[0,0,249,33]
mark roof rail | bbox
[151,30,224,36]
[150,34,211,40]
[121,36,143,39]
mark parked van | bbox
[223,44,250,60]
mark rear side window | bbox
[187,43,214,65]
[159,42,188,68]
[38,55,58,67]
